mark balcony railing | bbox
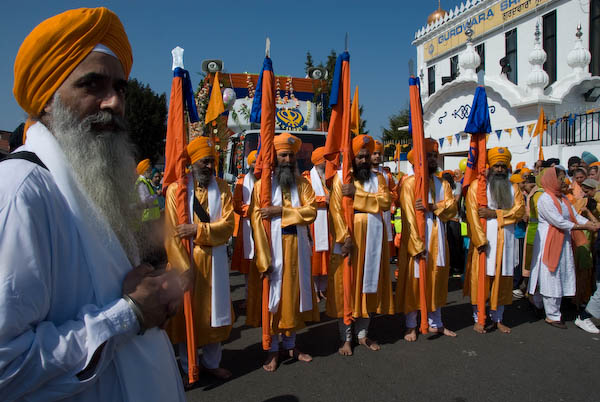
[543,111,600,146]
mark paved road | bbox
[185,270,600,402]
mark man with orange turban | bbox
[301,146,331,302]
[465,147,525,334]
[232,150,258,311]
[136,158,161,223]
[396,139,458,341]
[249,132,319,371]
[164,136,235,380]
[1,8,185,401]
[372,140,397,260]
[329,134,394,356]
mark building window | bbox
[450,55,458,80]
[476,43,485,73]
[543,11,557,85]
[428,65,436,96]
[592,0,600,76]
[505,29,518,84]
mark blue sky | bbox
[0,1,463,138]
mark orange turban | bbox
[14,7,133,117]
[516,161,526,170]
[590,162,600,168]
[136,159,151,175]
[406,139,438,165]
[187,136,215,165]
[247,150,257,165]
[374,140,384,154]
[352,135,375,155]
[521,167,531,176]
[311,146,326,165]
[487,147,512,167]
[510,173,524,184]
[274,132,302,154]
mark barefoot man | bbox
[464,147,525,333]
[250,132,319,371]
[396,139,458,341]
[329,134,395,355]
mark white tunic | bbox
[528,193,587,298]
[0,123,185,401]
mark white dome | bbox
[567,25,591,76]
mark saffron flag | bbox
[163,47,200,385]
[322,51,353,325]
[533,107,546,161]
[350,85,360,135]
[205,72,225,124]
[463,86,491,327]
[250,55,276,350]
[409,76,429,335]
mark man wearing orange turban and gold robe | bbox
[164,136,235,380]
[0,8,185,401]
[464,147,525,334]
[395,139,458,341]
[249,132,319,372]
[372,140,397,259]
[329,134,394,356]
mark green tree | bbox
[125,78,167,163]
[358,105,369,134]
[382,108,410,143]
[304,51,314,75]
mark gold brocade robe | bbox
[328,172,394,319]
[247,175,320,335]
[164,178,235,346]
[464,180,525,309]
[395,175,457,314]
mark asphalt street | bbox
[184,269,600,402]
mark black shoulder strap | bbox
[193,195,211,223]
[0,151,48,170]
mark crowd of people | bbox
[1,7,600,401]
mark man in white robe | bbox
[0,8,185,401]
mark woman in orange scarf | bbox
[528,168,599,328]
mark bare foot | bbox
[203,367,232,380]
[262,352,279,372]
[358,337,381,351]
[404,327,417,342]
[496,322,511,334]
[338,341,353,356]
[288,348,312,362]
[429,327,457,337]
[473,323,486,334]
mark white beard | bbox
[49,96,142,263]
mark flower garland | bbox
[246,74,255,99]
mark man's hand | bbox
[178,269,195,293]
[341,237,353,257]
[415,199,433,212]
[259,206,283,219]
[477,244,488,254]
[342,183,355,197]
[175,224,197,239]
[415,250,427,261]
[259,266,274,279]
[478,207,497,219]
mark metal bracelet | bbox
[123,294,146,335]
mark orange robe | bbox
[395,175,457,314]
[231,174,252,274]
[328,172,395,318]
[164,178,235,346]
[247,175,320,335]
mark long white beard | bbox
[49,96,142,263]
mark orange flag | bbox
[163,48,200,385]
[350,85,359,135]
[205,72,225,124]
[533,107,546,161]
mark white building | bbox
[413,0,600,170]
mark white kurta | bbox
[0,123,184,401]
[528,193,587,298]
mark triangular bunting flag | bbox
[495,129,502,140]
[447,135,453,145]
[516,126,524,138]
[439,137,445,147]
[505,128,512,137]
[527,123,535,136]
[455,133,461,144]
[486,133,490,142]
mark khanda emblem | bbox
[276,108,304,130]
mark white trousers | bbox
[338,317,370,341]
[405,309,443,329]
[532,292,562,321]
[269,333,296,352]
[179,342,222,372]
[472,305,505,323]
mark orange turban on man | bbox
[487,147,512,167]
[187,136,215,165]
[274,132,302,154]
[14,7,133,117]
[406,138,438,165]
[516,161,526,170]
[136,159,151,175]
[374,140,384,154]
[311,146,326,165]
[352,134,375,155]
[247,150,257,166]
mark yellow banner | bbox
[423,0,551,61]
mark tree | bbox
[382,108,410,143]
[125,79,167,163]
[304,52,314,75]
[358,105,369,134]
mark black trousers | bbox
[446,220,464,275]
